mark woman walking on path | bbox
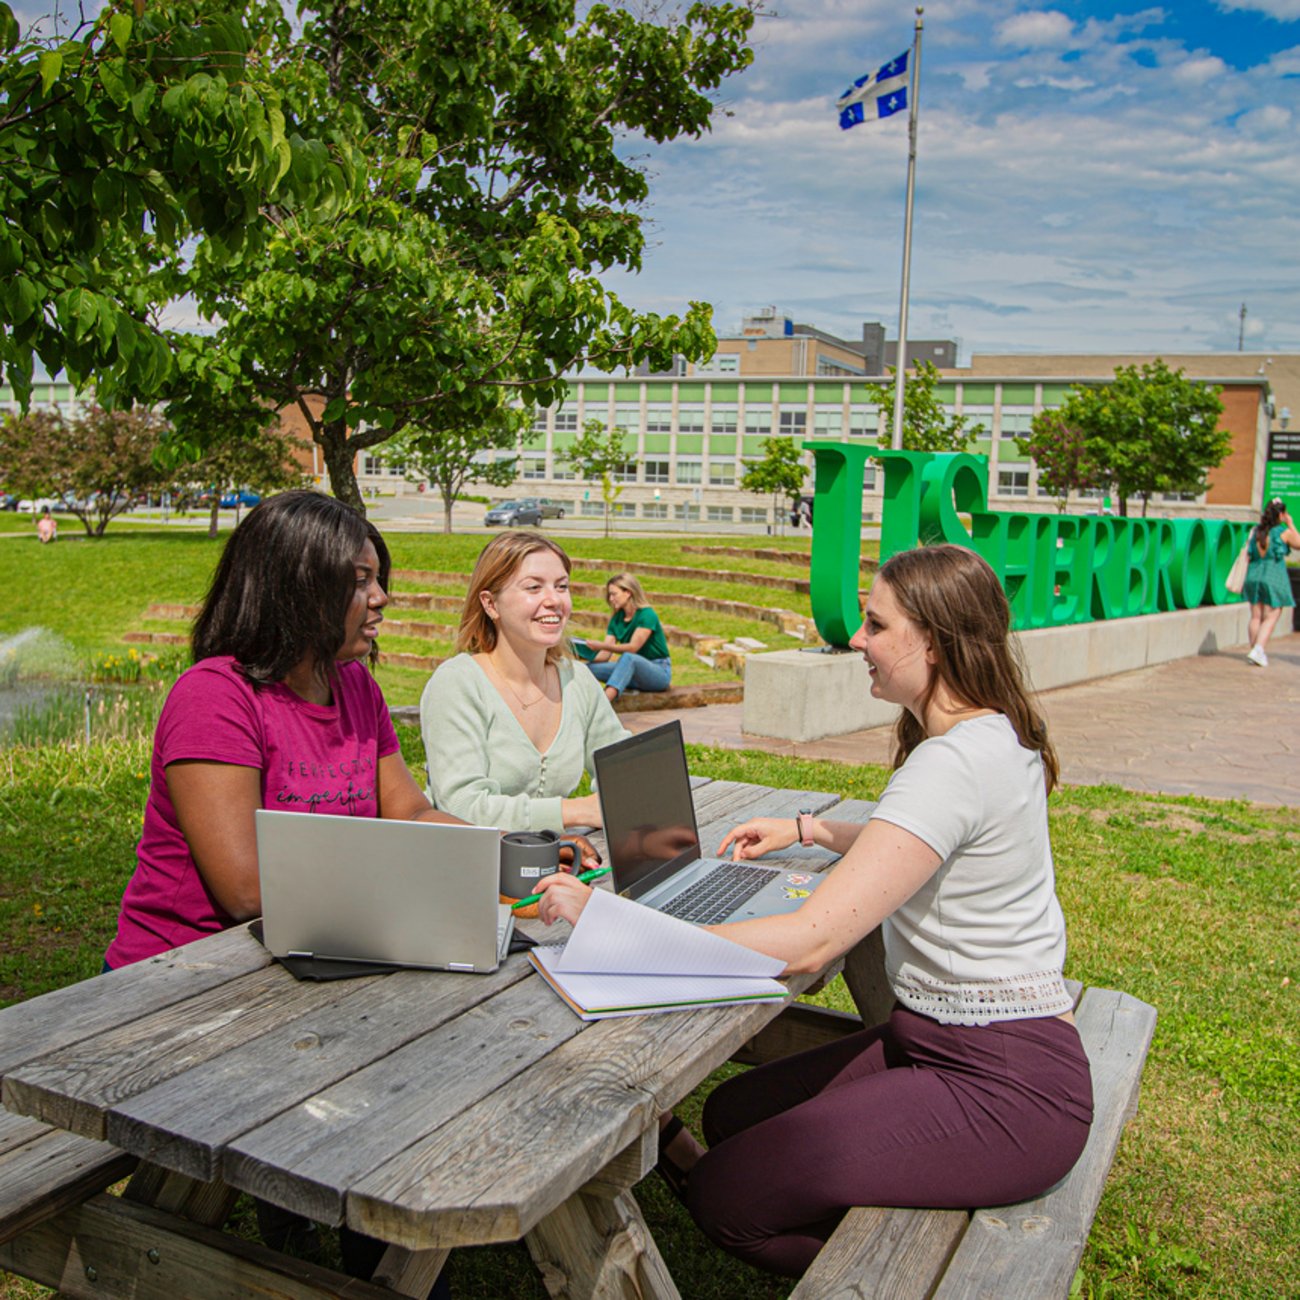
[1244,498,1299,667]
[420,532,624,834]
[581,572,672,703]
[535,545,1093,1279]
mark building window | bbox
[644,460,670,484]
[551,462,576,481]
[612,461,638,483]
[642,501,668,519]
[863,464,878,491]
[813,406,843,435]
[706,505,733,523]
[848,405,879,438]
[676,460,702,484]
[580,499,604,516]
[532,409,550,433]
[710,405,738,435]
[999,409,1034,439]
[697,353,739,374]
[740,507,768,525]
[521,458,546,480]
[613,404,640,432]
[744,408,772,434]
[610,501,636,517]
[961,405,994,437]
[678,404,705,433]
[778,409,807,434]
[1161,490,1201,502]
[709,462,736,486]
[998,470,1030,497]
[646,403,673,433]
[554,408,578,432]
[675,502,701,522]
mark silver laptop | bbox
[255,811,512,972]
[592,721,824,926]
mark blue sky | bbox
[600,1,1300,360]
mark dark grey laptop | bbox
[592,721,824,926]
[255,811,511,972]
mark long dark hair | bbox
[879,544,1059,793]
[192,491,391,687]
[1255,498,1285,555]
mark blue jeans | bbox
[588,654,672,697]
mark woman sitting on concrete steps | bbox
[580,571,673,702]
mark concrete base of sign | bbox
[743,603,1251,743]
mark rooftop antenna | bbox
[1238,303,1246,352]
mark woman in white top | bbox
[535,544,1093,1277]
[420,532,626,835]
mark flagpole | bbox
[890,8,924,450]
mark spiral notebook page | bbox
[554,887,784,979]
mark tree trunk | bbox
[1118,496,1129,518]
[207,501,220,539]
[441,488,455,534]
[319,418,366,516]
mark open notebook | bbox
[528,888,787,1019]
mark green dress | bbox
[1242,525,1294,608]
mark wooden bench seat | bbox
[0,1110,137,1247]
[740,986,1156,1300]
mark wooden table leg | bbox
[842,927,894,1027]
[372,1244,451,1297]
[121,1160,241,1227]
[525,1187,681,1300]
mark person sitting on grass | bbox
[36,508,57,544]
[535,544,1093,1280]
[580,572,672,703]
[102,489,460,1296]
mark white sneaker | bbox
[1247,645,1268,667]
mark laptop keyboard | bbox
[661,863,775,925]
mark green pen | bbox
[511,865,611,910]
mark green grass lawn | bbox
[0,526,825,706]
[0,729,1296,1299]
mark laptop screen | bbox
[593,722,702,900]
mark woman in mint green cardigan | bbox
[420,533,626,832]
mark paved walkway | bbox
[623,630,1300,807]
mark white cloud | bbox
[1171,55,1229,84]
[1218,0,1300,19]
[996,10,1076,49]
[1267,43,1300,74]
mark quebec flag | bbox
[837,50,909,130]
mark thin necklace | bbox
[488,657,552,711]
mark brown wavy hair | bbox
[1255,498,1285,556]
[878,544,1058,793]
[457,531,573,663]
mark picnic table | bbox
[0,775,854,1299]
[0,774,1155,1299]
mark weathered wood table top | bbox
[0,777,870,1298]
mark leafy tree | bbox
[0,0,339,405]
[169,0,757,513]
[566,420,628,537]
[0,404,172,534]
[382,404,528,535]
[740,437,805,536]
[865,360,973,453]
[1044,361,1229,517]
[1018,411,1104,512]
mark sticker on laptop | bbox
[782,887,812,900]
[783,873,813,886]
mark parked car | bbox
[219,490,262,509]
[0,493,17,511]
[483,499,544,527]
[17,497,58,513]
[517,496,566,519]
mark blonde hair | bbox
[879,544,1059,794]
[605,572,648,612]
[457,532,573,662]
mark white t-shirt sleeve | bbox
[867,733,982,861]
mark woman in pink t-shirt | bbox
[106,490,463,969]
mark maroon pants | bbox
[686,1006,1093,1278]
